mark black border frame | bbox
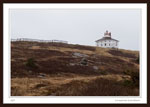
[0,0,149,106]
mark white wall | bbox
[96,40,118,48]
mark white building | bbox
[95,30,119,48]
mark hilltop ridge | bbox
[11,41,139,77]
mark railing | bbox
[11,38,68,44]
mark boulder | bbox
[93,66,99,70]
[38,73,46,78]
[80,58,88,66]
[72,52,89,58]
[28,70,32,73]
[69,63,76,66]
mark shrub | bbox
[123,80,133,87]
[123,69,131,75]
[136,56,139,64]
[26,58,37,69]
[123,69,139,87]
[100,71,107,75]
[130,71,139,87]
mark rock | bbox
[97,62,105,65]
[38,73,46,78]
[73,52,89,58]
[93,66,99,70]
[69,63,75,66]
[28,70,32,73]
[38,75,44,78]
[80,58,88,66]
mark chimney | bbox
[104,30,108,35]
[109,32,111,37]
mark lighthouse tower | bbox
[104,30,111,38]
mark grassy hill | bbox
[11,41,139,96]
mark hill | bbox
[11,41,139,96]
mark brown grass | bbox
[54,77,139,96]
[95,47,113,57]
[11,41,139,96]
[11,74,138,96]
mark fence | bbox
[11,38,68,44]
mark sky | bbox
[10,9,141,50]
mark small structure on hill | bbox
[95,30,119,48]
[11,38,68,44]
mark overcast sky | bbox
[10,9,141,50]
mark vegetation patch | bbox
[26,58,38,69]
[53,77,139,96]
[123,69,139,87]
[108,49,137,59]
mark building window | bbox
[101,44,103,46]
[109,44,110,46]
[105,43,106,46]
